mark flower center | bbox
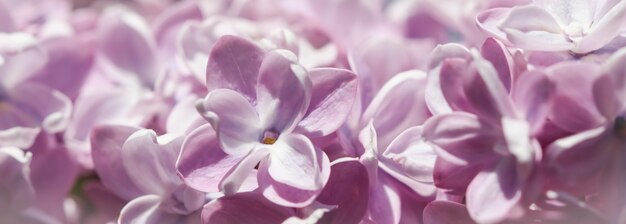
[261,130,279,145]
[613,116,626,137]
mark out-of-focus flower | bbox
[91,125,205,224]
[477,0,626,53]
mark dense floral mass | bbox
[1,0,626,223]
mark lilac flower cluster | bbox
[2,0,626,223]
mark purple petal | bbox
[297,68,357,137]
[258,155,326,208]
[176,124,243,193]
[434,158,483,195]
[31,37,94,100]
[256,50,312,133]
[266,134,329,191]
[201,192,294,224]
[29,147,79,221]
[511,70,555,133]
[121,130,183,195]
[90,125,143,200]
[219,147,270,195]
[368,173,401,224]
[166,96,205,137]
[423,113,499,164]
[423,201,475,224]
[98,8,158,85]
[547,62,605,133]
[382,126,436,183]
[548,127,615,181]
[119,195,198,224]
[498,5,573,51]
[316,159,369,224]
[361,71,431,150]
[7,82,72,133]
[205,35,265,101]
[466,159,521,224]
[198,88,262,156]
[0,147,34,212]
[480,38,513,91]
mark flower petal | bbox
[201,192,294,224]
[119,195,197,224]
[98,8,158,85]
[122,130,183,195]
[316,159,369,224]
[466,159,521,224]
[511,70,555,133]
[548,126,614,181]
[219,147,270,195]
[547,62,606,133]
[266,134,329,191]
[423,113,499,164]
[176,124,243,193]
[423,201,475,224]
[361,70,431,150]
[205,35,265,101]
[297,68,357,137]
[198,88,262,156]
[382,126,436,183]
[256,50,312,133]
[90,125,143,200]
[499,5,574,51]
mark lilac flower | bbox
[0,32,72,149]
[477,0,626,53]
[178,35,357,207]
[91,125,205,223]
[547,48,626,222]
[423,41,553,223]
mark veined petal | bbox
[176,124,244,193]
[267,134,329,191]
[205,35,265,101]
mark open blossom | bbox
[177,35,357,207]
[478,0,626,53]
[423,40,553,223]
